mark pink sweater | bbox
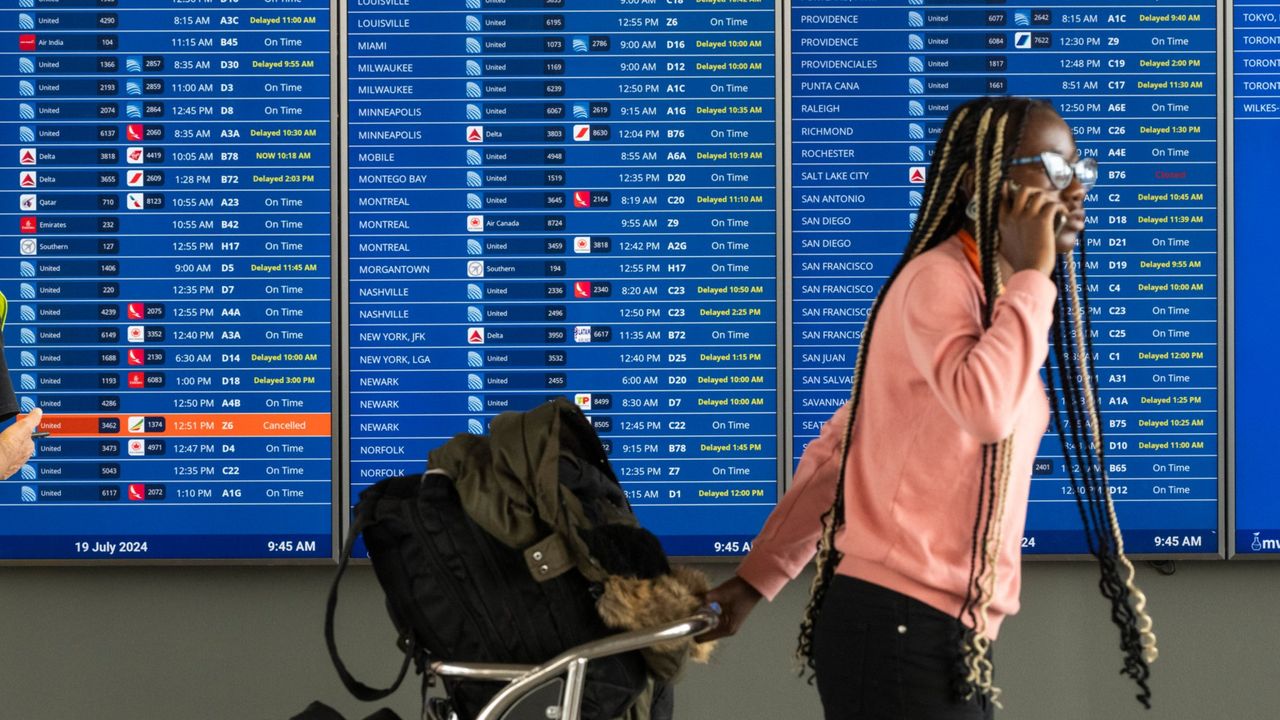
[739,237,1058,638]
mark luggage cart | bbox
[427,609,720,720]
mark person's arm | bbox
[900,263,1057,443]
[699,402,850,641]
[0,409,41,480]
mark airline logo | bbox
[128,371,145,389]
[126,146,144,164]
[466,214,483,232]
[127,193,144,210]
[126,124,144,141]
[572,124,591,142]
[128,483,145,500]
[19,238,36,256]
[127,303,145,320]
[126,170,145,187]
[19,194,36,211]
[128,439,146,457]
[573,281,591,299]
[127,348,145,365]
[574,393,592,410]
[19,171,35,188]
[18,35,35,51]
[465,125,484,143]
[467,327,484,344]
[466,260,484,278]
[126,325,145,343]
[573,236,591,254]
[19,148,36,165]
[908,166,927,183]
[573,191,591,208]
[573,325,592,343]
[127,416,145,433]
[19,216,36,234]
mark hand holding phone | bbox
[999,180,1065,276]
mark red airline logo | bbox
[20,172,36,188]
[573,191,591,208]
[19,217,36,234]
[128,484,145,501]
[127,124,144,141]
[128,372,145,389]
[128,349,145,366]
[127,303,144,319]
[19,35,35,52]
[574,281,592,299]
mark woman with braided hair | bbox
[700,97,1158,718]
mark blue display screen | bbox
[0,0,335,560]
[346,0,782,556]
[792,1,1221,555]
[1232,0,1278,556]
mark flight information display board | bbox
[792,1,1221,554]
[0,0,335,560]
[346,0,782,555]
[1231,0,1279,556]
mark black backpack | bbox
[325,403,654,720]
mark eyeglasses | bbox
[1006,151,1098,191]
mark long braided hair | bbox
[794,96,1158,707]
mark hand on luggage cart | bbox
[427,608,720,720]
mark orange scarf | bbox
[956,229,982,278]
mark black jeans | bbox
[813,576,995,720]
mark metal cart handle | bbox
[430,608,720,720]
